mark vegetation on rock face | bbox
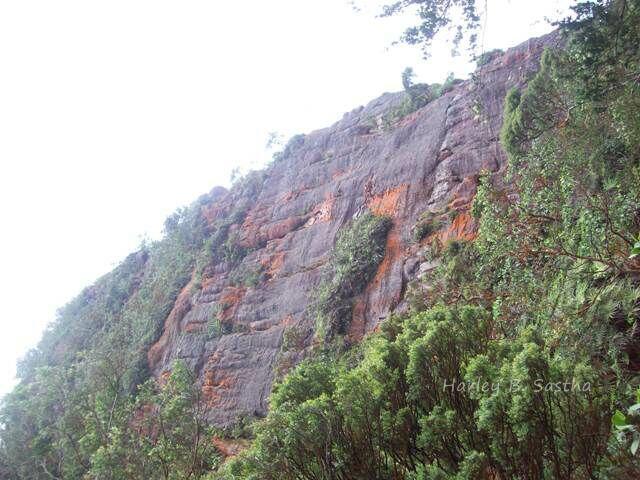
[412,211,444,243]
[378,69,462,130]
[315,212,392,343]
[0,182,263,478]
[474,48,503,67]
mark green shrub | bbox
[431,72,462,97]
[380,71,461,131]
[412,213,442,242]
[224,306,614,479]
[230,265,264,288]
[207,306,223,338]
[219,231,247,266]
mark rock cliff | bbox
[146,32,559,426]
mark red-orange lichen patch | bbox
[282,314,294,327]
[218,286,246,321]
[371,227,401,286]
[351,222,404,338]
[260,216,304,242]
[202,369,235,406]
[280,190,297,202]
[332,168,351,180]
[159,370,171,385]
[201,272,224,291]
[201,203,225,226]
[436,212,477,243]
[238,211,263,249]
[182,322,206,334]
[367,184,408,217]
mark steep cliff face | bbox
[146,33,559,426]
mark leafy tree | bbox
[88,361,220,480]
[380,0,481,57]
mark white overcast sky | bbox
[0,0,570,396]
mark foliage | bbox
[270,134,306,164]
[380,0,481,57]
[207,305,225,339]
[219,232,247,266]
[315,212,392,342]
[0,359,220,480]
[217,306,617,479]
[430,72,461,97]
[229,265,264,288]
[632,235,640,258]
[377,1,609,58]
[474,48,503,67]
[0,186,254,479]
[86,360,220,479]
[412,211,443,242]
[378,70,461,130]
[613,388,640,456]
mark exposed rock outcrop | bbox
[147,32,560,426]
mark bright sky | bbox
[0,0,570,397]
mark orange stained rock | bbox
[201,272,224,290]
[367,184,408,217]
[282,314,294,327]
[201,203,224,226]
[238,213,262,249]
[437,212,478,243]
[182,322,206,334]
[332,168,351,180]
[371,227,401,286]
[261,216,303,241]
[202,370,235,406]
[448,175,478,211]
[261,250,285,279]
[350,222,403,336]
[218,286,246,321]
[280,190,297,202]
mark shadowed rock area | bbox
[147,32,560,426]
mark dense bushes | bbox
[217,306,616,479]
[412,211,443,242]
[315,212,392,342]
